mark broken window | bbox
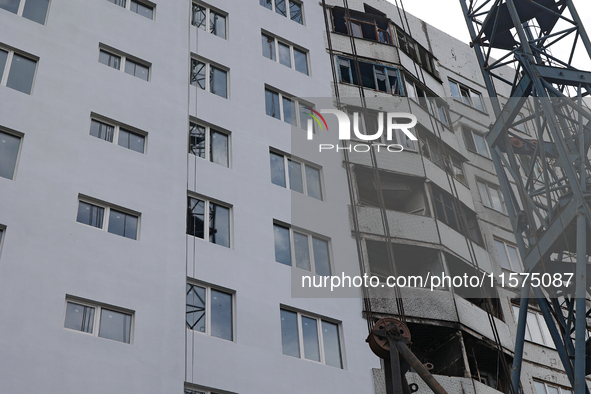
[355,166,429,215]
[406,78,449,125]
[396,27,437,77]
[337,56,402,95]
[331,7,392,44]
[366,240,443,283]
[431,185,483,245]
[418,126,466,184]
[463,333,511,392]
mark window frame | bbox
[106,0,155,19]
[405,77,449,126]
[191,2,227,39]
[264,86,313,130]
[462,125,491,158]
[396,27,438,78]
[186,280,235,342]
[337,56,403,96]
[417,127,466,185]
[476,179,505,213]
[260,0,304,25]
[0,0,50,24]
[76,196,140,240]
[279,306,343,368]
[0,126,24,180]
[269,149,324,200]
[190,56,229,99]
[98,45,151,81]
[449,79,487,113]
[273,221,332,275]
[0,45,38,95]
[511,305,555,348]
[494,238,523,272]
[186,194,232,248]
[430,185,483,245]
[89,114,147,154]
[188,119,231,168]
[261,31,309,75]
[533,380,573,394]
[63,296,134,344]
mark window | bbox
[264,87,313,130]
[191,3,227,39]
[106,0,154,19]
[477,180,505,212]
[0,0,49,24]
[189,121,229,167]
[0,47,37,94]
[76,198,139,240]
[0,129,22,180]
[261,33,308,75]
[533,381,572,394]
[337,56,402,95]
[405,78,449,126]
[260,0,303,24]
[187,195,231,248]
[396,27,437,77]
[190,58,228,99]
[417,127,466,184]
[64,297,133,344]
[186,282,233,341]
[273,223,331,275]
[331,7,391,44]
[89,116,146,153]
[270,151,322,200]
[280,308,342,367]
[512,306,554,348]
[494,239,522,272]
[98,47,150,81]
[449,80,486,112]
[431,185,483,245]
[462,126,490,158]
[185,387,230,394]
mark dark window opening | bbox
[464,333,512,393]
[431,185,483,245]
[396,27,438,79]
[418,127,466,184]
[331,7,392,44]
[338,56,402,95]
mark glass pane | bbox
[76,202,104,228]
[280,310,300,357]
[118,129,145,153]
[351,22,362,38]
[305,165,322,200]
[186,284,206,332]
[262,34,276,60]
[477,181,491,208]
[125,60,149,81]
[210,11,226,39]
[470,90,485,112]
[547,387,560,394]
[270,152,286,187]
[473,133,488,156]
[507,245,522,272]
[294,49,308,74]
[89,119,114,142]
[533,382,548,394]
[0,50,7,81]
[0,0,19,13]
[273,224,291,265]
[460,87,472,106]
[278,42,291,67]
[290,0,302,24]
[293,232,311,271]
[22,0,50,24]
[265,89,280,119]
[130,0,153,19]
[108,210,137,239]
[64,302,95,333]
[0,130,20,180]
[526,312,544,344]
[322,321,342,368]
[190,59,205,89]
[302,316,320,361]
[211,289,232,340]
[189,123,206,158]
[490,187,503,212]
[98,308,132,343]
[299,104,311,131]
[260,0,272,10]
[539,317,554,347]
[210,130,228,167]
[7,54,37,94]
[187,197,205,238]
[275,0,286,16]
[339,58,351,84]
[494,240,512,270]
[313,237,331,276]
[99,50,120,69]
[449,81,460,98]
[210,66,227,98]
[192,4,206,29]
[375,67,387,92]
[107,0,126,6]
[282,97,296,126]
[288,160,303,193]
[209,203,230,247]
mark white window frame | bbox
[449,79,487,113]
[405,78,449,127]
[98,45,151,81]
[269,150,323,200]
[106,0,155,20]
[187,194,232,248]
[264,86,313,131]
[0,126,24,180]
[260,0,304,25]
[533,381,573,394]
[512,305,554,348]
[76,196,141,240]
[261,31,309,75]
[189,120,231,168]
[476,179,505,213]
[494,238,523,272]
[280,306,343,368]
[89,114,147,154]
[462,125,490,158]
[186,280,235,342]
[0,45,38,94]
[0,0,50,24]
[273,221,332,275]
[63,296,134,344]
[191,2,228,39]
[190,56,229,99]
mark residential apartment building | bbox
[0,0,584,393]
